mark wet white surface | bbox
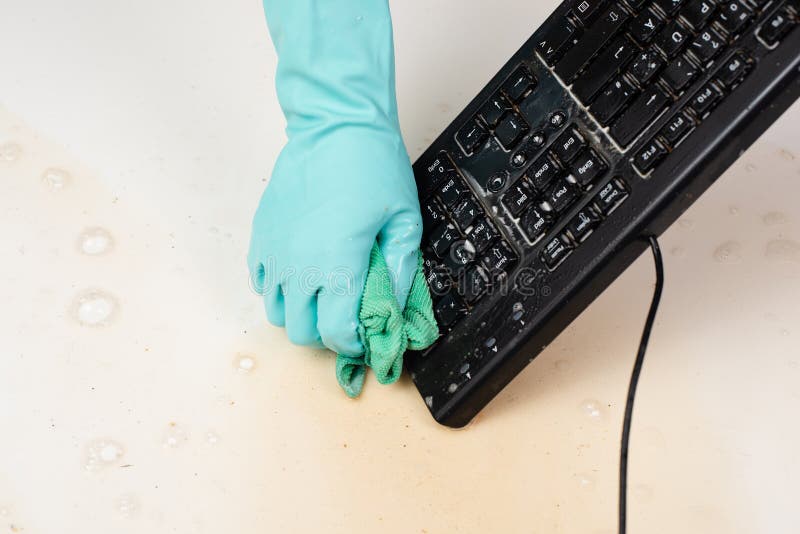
[1,1,799,533]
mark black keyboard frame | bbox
[407,0,800,427]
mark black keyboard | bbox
[407,0,800,427]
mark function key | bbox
[541,234,573,269]
[452,195,482,230]
[717,1,752,35]
[495,113,530,150]
[437,175,468,207]
[629,8,664,44]
[655,20,692,58]
[460,266,490,304]
[534,17,580,65]
[682,0,717,30]
[591,77,638,125]
[422,199,447,231]
[689,82,723,116]
[654,0,686,16]
[572,0,609,24]
[502,66,537,102]
[633,138,667,173]
[456,120,488,155]
[502,179,535,217]
[552,126,587,163]
[481,242,518,278]
[467,218,498,254]
[594,178,629,215]
[628,48,664,85]
[758,8,794,47]
[520,206,551,243]
[479,94,509,127]
[716,52,751,87]
[689,28,726,62]
[527,154,563,192]
[434,292,466,328]
[567,208,601,242]
[609,85,670,147]
[543,179,579,214]
[660,111,695,146]
[569,149,607,187]
[429,223,458,258]
[661,55,698,92]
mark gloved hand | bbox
[248,0,423,356]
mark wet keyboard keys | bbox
[569,149,607,187]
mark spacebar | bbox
[609,86,670,147]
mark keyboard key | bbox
[528,154,563,192]
[572,0,609,24]
[423,257,452,297]
[567,208,601,241]
[594,179,629,215]
[534,16,580,64]
[502,179,535,217]
[660,111,695,146]
[573,36,639,104]
[555,4,630,83]
[520,206,550,242]
[628,8,663,44]
[591,77,637,124]
[716,52,751,87]
[544,179,579,213]
[689,28,725,62]
[452,195,482,230]
[495,113,530,149]
[628,48,664,84]
[434,292,466,328]
[634,139,668,173]
[689,82,723,116]
[419,152,456,197]
[654,0,686,16]
[717,1,752,35]
[444,240,477,275]
[461,266,490,304]
[759,9,794,46]
[570,149,607,187]
[437,176,468,207]
[422,199,447,231]
[552,126,587,163]
[456,120,488,155]
[661,55,698,92]
[682,0,717,30]
[430,223,458,258]
[610,85,670,147]
[479,94,509,127]
[655,20,692,57]
[541,235,573,269]
[502,66,536,102]
[481,242,518,278]
[467,218,498,254]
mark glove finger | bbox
[317,286,364,357]
[378,208,423,310]
[262,283,286,327]
[284,286,324,348]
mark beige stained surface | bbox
[0,1,799,533]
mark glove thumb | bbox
[378,208,423,310]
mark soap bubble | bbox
[233,353,257,373]
[71,289,118,327]
[84,439,125,472]
[41,167,71,190]
[76,227,114,255]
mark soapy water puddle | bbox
[76,227,114,256]
[713,241,743,264]
[41,167,71,191]
[71,289,119,327]
[762,211,789,226]
[579,399,605,421]
[162,422,188,448]
[84,439,125,472]
[0,141,22,162]
[233,353,257,373]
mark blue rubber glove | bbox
[248,0,423,356]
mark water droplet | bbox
[233,354,257,373]
[765,239,800,263]
[580,399,604,420]
[780,148,795,161]
[459,363,470,374]
[484,337,496,348]
[554,359,571,372]
[729,205,740,216]
[762,211,789,226]
[0,506,10,517]
[41,167,71,190]
[355,15,364,22]
[0,142,22,162]
[71,289,118,327]
[162,422,188,448]
[206,431,220,445]
[84,439,124,472]
[713,241,743,264]
[745,163,757,173]
[115,494,140,518]
[76,227,114,255]
[575,473,595,490]
[781,329,790,337]
[670,246,685,257]
[424,396,433,408]
[679,218,693,228]
[512,302,524,321]
[447,383,458,393]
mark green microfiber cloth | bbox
[335,244,439,397]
